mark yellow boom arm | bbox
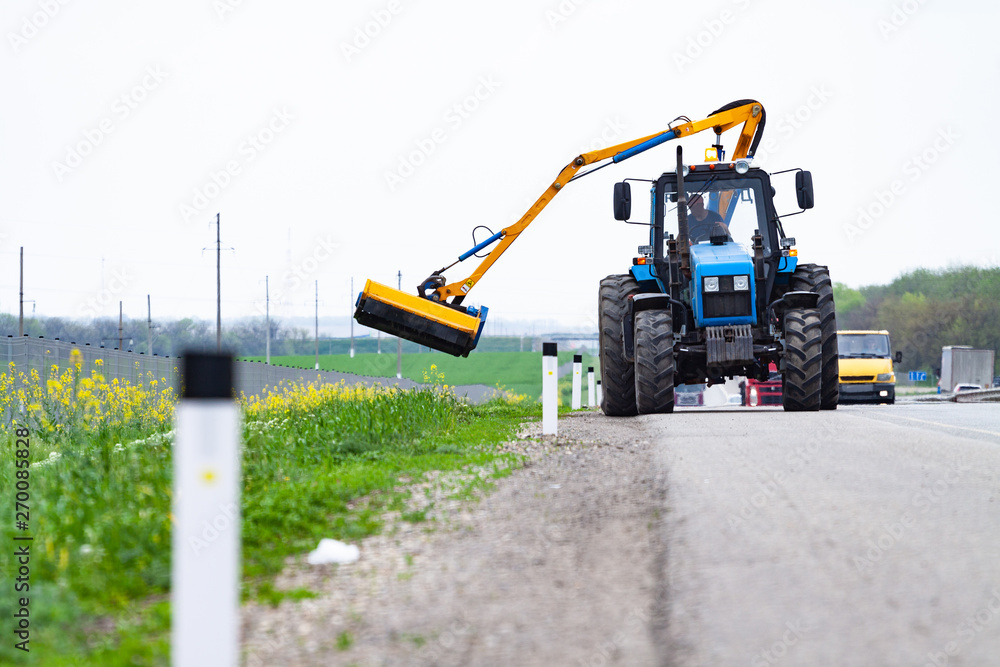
[430,100,765,302]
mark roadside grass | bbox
[0,366,539,665]
[243,350,601,403]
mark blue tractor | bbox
[601,143,838,413]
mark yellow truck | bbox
[837,330,901,404]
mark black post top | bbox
[182,352,233,399]
[543,342,557,356]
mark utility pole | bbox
[314,280,319,371]
[18,247,24,337]
[147,295,153,355]
[119,301,124,350]
[215,213,221,352]
[349,277,355,359]
[202,214,233,352]
[265,276,271,365]
[396,270,402,379]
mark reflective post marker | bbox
[596,379,603,407]
[571,354,582,410]
[543,342,557,435]
[587,366,596,408]
[172,353,240,667]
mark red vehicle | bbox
[740,363,782,406]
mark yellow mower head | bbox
[354,280,487,357]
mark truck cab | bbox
[837,330,900,404]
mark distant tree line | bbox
[833,266,1000,376]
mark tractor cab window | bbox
[664,178,771,255]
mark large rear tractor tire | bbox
[790,264,839,410]
[598,274,640,416]
[782,308,823,412]
[634,310,675,414]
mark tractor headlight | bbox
[876,373,894,382]
[733,275,750,291]
[734,159,751,174]
[704,276,719,292]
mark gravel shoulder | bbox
[242,412,668,666]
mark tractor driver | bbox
[687,193,730,244]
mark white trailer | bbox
[940,346,995,391]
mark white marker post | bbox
[571,354,582,410]
[587,366,596,408]
[596,379,603,407]
[172,353,240,667]
[542,342,557,436]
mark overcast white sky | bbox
[2,0,997,336]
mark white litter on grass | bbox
[31,451,62,468]
[306,538,360,565]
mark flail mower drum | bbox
[353,280,487,358]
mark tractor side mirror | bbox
[613,182,631,221]
[795,171,815,209]
[894,351,903,364]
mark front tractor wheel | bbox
[790,264,839,410]
[634,309,675,414]
[782,308,823,412]
[598,275,640,416]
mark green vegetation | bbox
[0,375,537,665]
[834,265,1000,378]
[245,350,601,402]
[336,631,354,651]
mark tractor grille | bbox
[703,275,752,319]
[841,375,875,382]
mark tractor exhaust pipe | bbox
[675,145,691,274]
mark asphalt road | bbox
[659,402,1000,666]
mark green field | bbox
[243,350,601,402]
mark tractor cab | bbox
[665,162,774,253]
[657,164,777,323]
[615,158,814,331]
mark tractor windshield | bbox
[664,177,771,255]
